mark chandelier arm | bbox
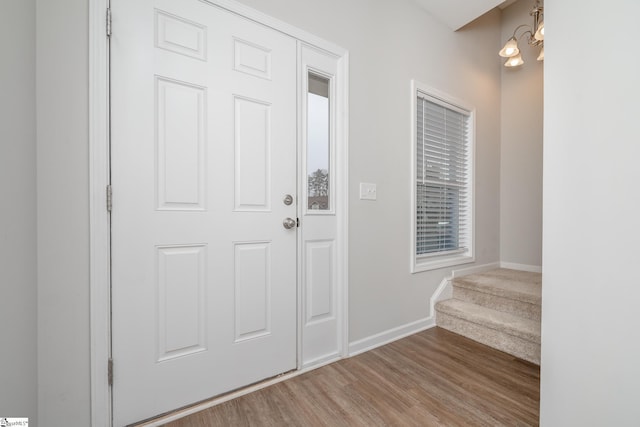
[511,24,531,39]
[515,28,542,47]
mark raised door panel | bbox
[157,244,207,361]
[156,77,206,210]
[234,97,271,211]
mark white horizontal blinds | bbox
[416,93,470,256]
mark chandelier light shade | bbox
[499,37,520,57]
[499,0,544,68]
[505,53,524,68]
[534,21,544,41]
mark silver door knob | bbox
[283,217,296,229]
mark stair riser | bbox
[453,286,541,321]
[436,311,540,365]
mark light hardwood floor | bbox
[162,327,540,426]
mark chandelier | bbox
[499,0,544,67]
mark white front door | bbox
[110,0,297,424]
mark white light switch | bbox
[360,183,377,200]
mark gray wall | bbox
[541,0,640,424]
[36,0,91,425]
[500,0,543,268]
[236,0,502,342]
[29,0,501,423]
[0,0,37,423]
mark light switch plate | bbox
[360,182,377,200]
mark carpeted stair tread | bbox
[436,311,540,364]
[453,269,541,306]
[436,299,540,344]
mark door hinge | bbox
[108,358,114,386]
[106,8,112,37]
[106,185,113,212]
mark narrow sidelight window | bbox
[307,73,330,211]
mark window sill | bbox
[411,253,474,273]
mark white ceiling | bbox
[413,0,517,31]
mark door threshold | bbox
[133,356,342,427]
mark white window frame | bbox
[410,80,475,273]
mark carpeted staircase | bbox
[435,268,541,365]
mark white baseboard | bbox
[500,262,542,273]
[348,317,435,357]
[347,263,500,359]
[429,276,452,317]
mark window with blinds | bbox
[412,83,474,272]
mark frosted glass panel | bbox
[307,74,330,211]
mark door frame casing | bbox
[89,0,111,425]
[89,1,349,425]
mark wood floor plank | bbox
[162,327,540,426]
